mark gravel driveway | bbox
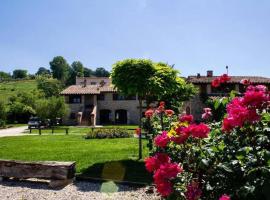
[0,126,28,137]
[0,179,160,200]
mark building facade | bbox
[61,77,144,126]
[183,70,270,120]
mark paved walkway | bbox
[0,126,29,137]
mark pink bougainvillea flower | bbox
[219,194,231,200]
[185,181,202,200]
[165,109,174,117]
[240,79,250,85]
[154,131,170,148]
[219,74,231,83]
[156,181,173,197]
[222,117,235,133]
[145,109,154,118]
[212,78,221,88]
[171,126,189,144]
[144,153,170,172]
[243,90,267,108]
[179,114,194,123]
[188,123,210,139]
[202,107,212,120]
[159,101,165,107]
[153,162,182,197]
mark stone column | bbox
[206,84,211,94]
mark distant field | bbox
[0,80,37,102]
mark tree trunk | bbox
[138,97,143,160]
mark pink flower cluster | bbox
[145,153,182,197]
[212,74,231,88]
[145,102,175,118]
[154,115,210,148]
[219,194,231,200]
[185,181,202,200]
[222,85,269,132]
[202,107,212,120]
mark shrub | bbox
[84,128,133,139]
[144,78,270,199]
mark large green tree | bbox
[111,59,156,159]
[12,69,28,79]
[148,62,197,110]
[83,67,94,77]
[35,97,69,120]
[0,71,11,80]
[94,67,110,77]
[36,67,51,76]
[66,61,85,85]
[49,56,70,82]
[36,77,63,98]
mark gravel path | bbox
[0,126,29,137]
[0,179,161,200]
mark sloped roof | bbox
[187,76,270,84]
[60,85,116,95]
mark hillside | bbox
[0,80,37,102]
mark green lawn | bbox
[0,135,151,183]
[0,80,37,102]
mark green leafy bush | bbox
[84,128,133,139]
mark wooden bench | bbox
[0,160,76,188]
[29,127,69,135]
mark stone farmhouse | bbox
[60,77,144,126]
[61,72,270,125]
[183,70,270,120]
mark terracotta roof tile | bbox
[187,76,270,84]
[60,85,116,95]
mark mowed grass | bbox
[0,135,151,183]
[0,80,37,102]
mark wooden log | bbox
[49,178,74,188]
[0,160,76,180]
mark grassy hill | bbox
[0,80,37,102]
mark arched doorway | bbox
[115,109,127,124]
[100,109,111,124]
[186,106,191,115]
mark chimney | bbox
[83,79,87,87]
[197,73,201,78]
[207,70,213,77]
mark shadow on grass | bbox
[75,159,153,192]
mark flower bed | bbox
[144,76,270,200]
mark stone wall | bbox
[96,93,142,125]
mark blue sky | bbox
[0,0,270,77]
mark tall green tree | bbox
[71,61,84,77]
[49,56,70,82]
[35,97,69,120]
[111,59,156,159]
[148,62,197,110]
[66,61,85,85]
[0,71,11,80]
[36,77,63,98]
[94,67,110,77]
[36,67,51,76]
[12,69,28,79]
[83,67,94,77]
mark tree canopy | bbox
[12,69,28,79]
[36,77,63,98]
[36,67,51,76]
[49,56,70,82]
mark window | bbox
[97,94,105,100]
[69,95,81,104]
[70,113,76,119]
[113,93,136,100]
